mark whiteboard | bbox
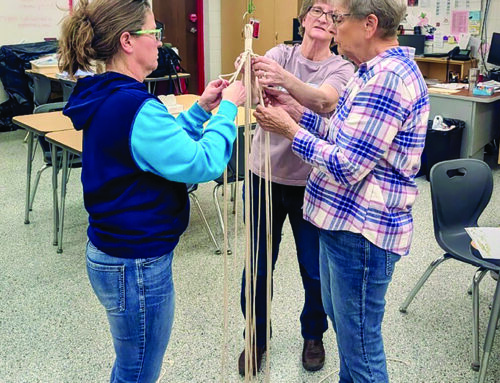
[0,0,71,45]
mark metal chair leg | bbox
[57,150,69,253]
[213,184,233,255]
[29,164,50,211]
[472,268,489,371]
[24,132,34,224]
[399,255,450,313]
[213,184,225,235]
[189,192,221,255]
[477,280,500,383]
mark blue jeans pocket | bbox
[86,243,125,313]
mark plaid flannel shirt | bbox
[292,47,429,256]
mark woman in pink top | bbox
[238,0,354,376]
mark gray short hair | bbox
[297,0,335,37]
[340,0,406,38]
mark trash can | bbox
[421,117,465,181]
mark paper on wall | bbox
[434,31,445,48]
[451,10,469,35]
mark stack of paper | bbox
[465,227,500,259]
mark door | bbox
[221,0,298,74]
[153,0,204,94]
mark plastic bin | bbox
[420,118,465,181]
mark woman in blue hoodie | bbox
[58,0,245,381]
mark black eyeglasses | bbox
[308,7,352,25]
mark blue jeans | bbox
[319,230,400,383]
[86,240,175,383]
[240,173,327,347]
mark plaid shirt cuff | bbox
[292,128,317,162]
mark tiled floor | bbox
[1,128,500,382]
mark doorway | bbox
[153,0,205,94]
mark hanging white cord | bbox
[217,22,271,383]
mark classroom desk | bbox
[12,112,74,247]
[144,73,191,93]
[25,95,256,254]
[173,94,257,126]
[427,88,500,161]
[27,70,191,96]
[44,130,82,253]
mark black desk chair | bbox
[400,159,500,376]
[30,102,82,212]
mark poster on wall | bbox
[469,10,481,36]
[408,0,419,6]
[451,10,469,35]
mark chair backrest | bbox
[33,102,68,162]
[214,125,247,185]
[430,159,493,243]
[30,72,52,106]
[60,79,76,101]
[33,101,67,114]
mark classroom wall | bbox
[401,0,500,69]
[2,0,500,106]
[0,0,69,45]
[203,0,222,84]
[0,0,70,103]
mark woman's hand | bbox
[254,104,300,141]
[222,81,246,107]
[253,56,289,88]
[198,79,229,113]
[263,87,305,123]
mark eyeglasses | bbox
[130,28,163,41]
[308,7,352,25]
[331,13,352,25]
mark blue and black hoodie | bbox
[64,72,237,258]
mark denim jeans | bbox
[318,230,400,383]
[240,173,327,347]
[86,240,175,383]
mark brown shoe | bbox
[302,339,325,371]
[238,346,266,376]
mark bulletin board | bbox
[402,0,482,50]
[0,0,72,46]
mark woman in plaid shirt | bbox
[254,0,429,381]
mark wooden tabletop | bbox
[45,130,82,155]
[428,88,500,102]
[173,94,256,125]
[175,94,201,110]
[12,111,73,134]
[415,57,477,65]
